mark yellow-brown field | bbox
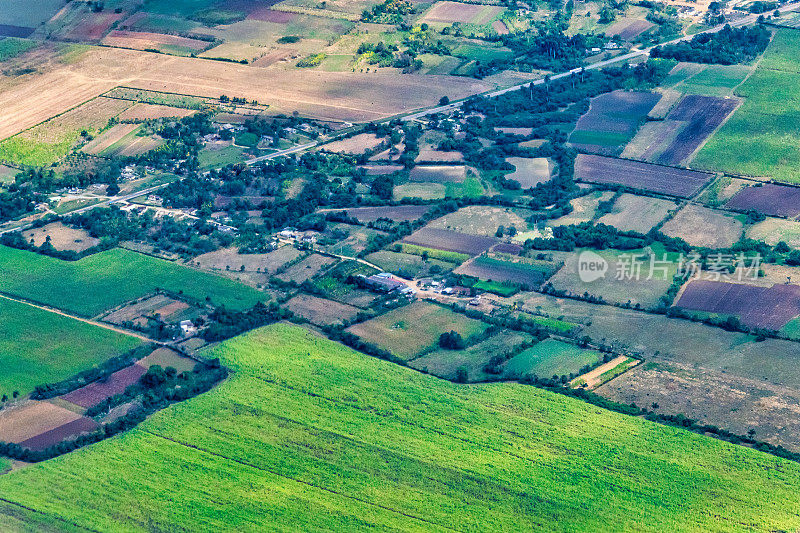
[0,46,494,141]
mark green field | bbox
[410,329,533,381]
[504,338,602,379]
[399,243,469,264]
[0,297,143,395]
[0,246,266,316]
[364,250,453,278]
[347,301,489,360]
[694,28,800,182]
[0,38,37,61]
[2,324,800,530]
[198,145,245,170]
[668,64,753,97]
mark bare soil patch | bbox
[660,204,743,248]
[118,103,196,121]
[284,294,360,325]
[0,402,82,443]
[22,222,99,252]
[323,133,383,154]
[276,253,337,283]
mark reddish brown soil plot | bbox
[575,154,714,198]
[320,205,430,222]
[402,228,497,256]
[18,417,99,451]
[676,280,800,330]
[655,95,739,166]
[725,183,800,218]
[61,364,147,408]
[66,11,125,41]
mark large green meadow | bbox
[0,246,265,316]
[1,324,800,530]
[694,28,800,181]
[0,297,142,396]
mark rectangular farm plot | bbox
[724,183,800,218]
[0,298,143,396]
[364,250,454,278]
[21,222,99,253]
[118,103,196,121]
[276,254,337,284]
[455,254,559,289]
[194,246,303,276]
[547,249,678,309]
[747,217,800,249]
[575,154,714,198]
[596,193,676,233]
[102,30,211,54]
[346,301,489,360]
[409,330,535,381]
[569,90,661,156]
[409,165,466,183]
[402,227,497,256]
[426,205,531,238]
[284,294,360,326]
[420,2,505,25]
[61,364,147,409]
[503,339,603,380]
[676,280,800,330]
[0,401,96,448]
[323,133,384,154]
[505,157,551,188]
[660,204,743,248]
[655,95,739,166]
[0,246,266,316]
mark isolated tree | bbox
[439,331,465,350]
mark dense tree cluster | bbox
[650,24,771,64]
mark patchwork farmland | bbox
[2,1,800,529]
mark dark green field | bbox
[0,297,143,396]
[0,246,266,316]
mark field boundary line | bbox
[0,293,158,343]
[250,373,579,469]
[139,428,458,531]
[0,495,99,533]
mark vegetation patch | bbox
[0,297,143,396]
[0,246,265,316]
[346,301,489,360]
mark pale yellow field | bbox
[0,46,494,140]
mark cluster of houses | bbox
[278,227,319,246]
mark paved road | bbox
[244,142,318,166]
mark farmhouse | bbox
[363,273,406,293]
